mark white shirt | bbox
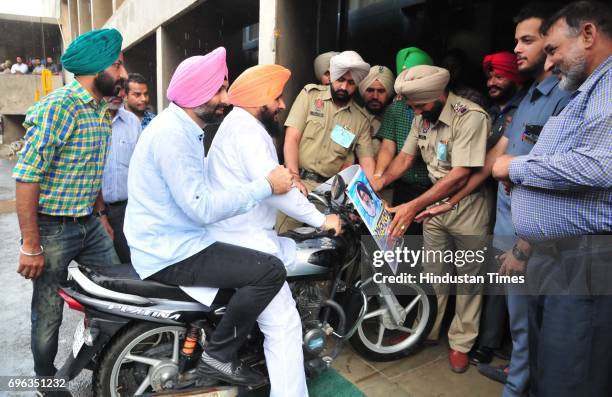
[102,107,142,203]
[124,103,272,279]
[11,63,28,74]
[206,107,326,266]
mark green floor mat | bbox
[242,368,366,397]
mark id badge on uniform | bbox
[330,124,356,149]
[437,140,448,161]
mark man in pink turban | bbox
[125,48,295,388]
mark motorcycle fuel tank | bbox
[286,227,346,277]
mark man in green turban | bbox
[13,28,127,381]
[396,46,434,76]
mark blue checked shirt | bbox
[510,56,612,239]
[102,107,142,203]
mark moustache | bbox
[367,100,383,106]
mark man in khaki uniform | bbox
[373,65,491,373]
[280,51,376,232]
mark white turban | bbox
[329,51,370,85]
[313,51,339,81]
[394,65,450,104]
[358,65,395,97]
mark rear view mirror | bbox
[331,175,346,200]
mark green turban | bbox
[395,47,433,75]
[61,28,123,76]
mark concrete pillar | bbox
[77,0,93,34]
[91,0,112,29]
[258,0,277,65]
[59,0,72,43]
[156,26,181,113]
[112,0,125,12]
[67,0,79,41]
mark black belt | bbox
[299,169,328,183]
[106,200,127,207]
[38,213,92,223]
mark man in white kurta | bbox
[206,64,341,397]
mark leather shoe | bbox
[449,349,469,373]
[478,363,509,384]
[469,346,493,365]
[196,352,267,387]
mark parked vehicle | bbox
[57,173,436,396]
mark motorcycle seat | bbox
[79,263,234,303]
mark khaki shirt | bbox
[401,92,489,183]
[285,84,374,177]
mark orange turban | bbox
[228,64,291,107]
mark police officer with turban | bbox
[373,65,491,374]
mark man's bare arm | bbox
[374,139,397,176]
[283,126,303,177]
[374,151,415,191]
[16,182,44,279]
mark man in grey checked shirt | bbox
[492,2,612,396]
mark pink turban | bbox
[166,47,228,108]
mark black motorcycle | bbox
[57,175,436,396]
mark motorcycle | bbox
[57,172,436,396]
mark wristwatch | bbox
[95,208,109,217]
[511,244,529,262]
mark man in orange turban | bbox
[208,64,341,397]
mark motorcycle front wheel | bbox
[347,282,437,361]
[93,322,188,397]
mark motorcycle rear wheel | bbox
[347,283,437,361]
[93,322,187,397]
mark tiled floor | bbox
[334,342,506,397]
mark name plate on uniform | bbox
[330,124,356,149]
[437,140,448,161]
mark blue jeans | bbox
[31,216,119,376]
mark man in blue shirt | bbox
[125,48,296,387]
[493,2,612,396]
[102,83,142,263]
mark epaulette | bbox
[452,101,489,119]
[303,83,327,92]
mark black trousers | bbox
[149,242,286,362]
[107,201,131,264]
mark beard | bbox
[95,71,121,97]
[421,100,445,122]
[257,105,281,135]
[518,51,546,78]
[365,99,385,115]
[488,83,517,104]
[106,100,122,110]
[554,49,588,91]
[193,102,226,124]
[330,85,351,103]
